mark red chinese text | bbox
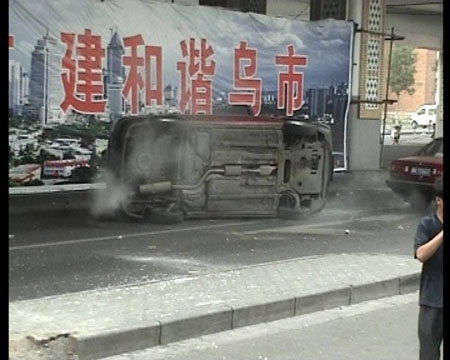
[177,38,216,115]
[122,35,163,115]
[275,44,307,116]
[60,29,107,114]
[228,41,262,116]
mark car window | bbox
[417,138,443,157]
[429,109,436,115]
[436,141,443,156]
[418,109,426,115]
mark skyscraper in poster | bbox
[105,30,125,122]
[9,60,30,117]
[9,60,22,115]
[29,32,65,126]
[307,88,328,119]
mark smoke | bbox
[89,169,130,219]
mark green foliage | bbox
[9,146,20,169]
[36,148,60,163]
[18,143,38,165]
[42,119,110,145]
[10,144,59,168]
[9,116,37,130]
[389,45,417,98]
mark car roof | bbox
[418,104,437,109]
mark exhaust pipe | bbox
[139,181,172,195]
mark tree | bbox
[9,146,20,169]
[36,148,59,163]
[389,45,417,122]
[18,143,38,165]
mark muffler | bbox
[139,181,172,195]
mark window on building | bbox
[310,0,347,21]
[199,0,266,14]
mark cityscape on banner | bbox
[9,2,351,188]
[9,31,349,126]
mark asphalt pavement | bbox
[9,169,428,360]
[9,169,424,302]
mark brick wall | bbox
[385,47,437,113]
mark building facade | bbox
[105,31,126,122]
[29,33,65,126]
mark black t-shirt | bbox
[414,213,443,308]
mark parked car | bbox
[106,114,334,223]
[410,104,437,130]
[386,137,443,210]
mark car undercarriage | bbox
[107,115,333,223]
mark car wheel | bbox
[411,121,418,130]
[277,206,302,220]
[149,206,184,224]
[277,192,303,220]
[283,120,318,138]
[120,201,146,220]
[407,192,431,211]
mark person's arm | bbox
[415,229,443,263]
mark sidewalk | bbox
[9,253,421,360]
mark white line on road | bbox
[9,212,411,251]
[243,213,409,235]
[9,220,263,251]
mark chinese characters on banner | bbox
[122,34,163,115]
[60,29,107,114]
[177,38,216,115]
[275,44,307,117]
[11,29,308,118]
[228,41,262,116]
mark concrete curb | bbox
[9,190,94,216]
[72,324,161,360]
[54,274,420,360]
[9,184,106,217]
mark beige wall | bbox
[267,0,310,19]
[385,13,442,50]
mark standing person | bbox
[414,177,443,360]
[392,125,401,144]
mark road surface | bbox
[9,171,428,302]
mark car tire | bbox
[149,206,184,224]
[283,120,318,138]
[411,121,418,130]
[407,192,431,211]
[277,206,302,220]
[277,191,300,219]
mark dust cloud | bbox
[89,169,130,219]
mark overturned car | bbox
[106,115,333,223]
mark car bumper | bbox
[385,178,435,194]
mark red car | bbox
[386,137,443,210]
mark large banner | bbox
[9,0,353,170]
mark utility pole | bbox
[379,27,405,169]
